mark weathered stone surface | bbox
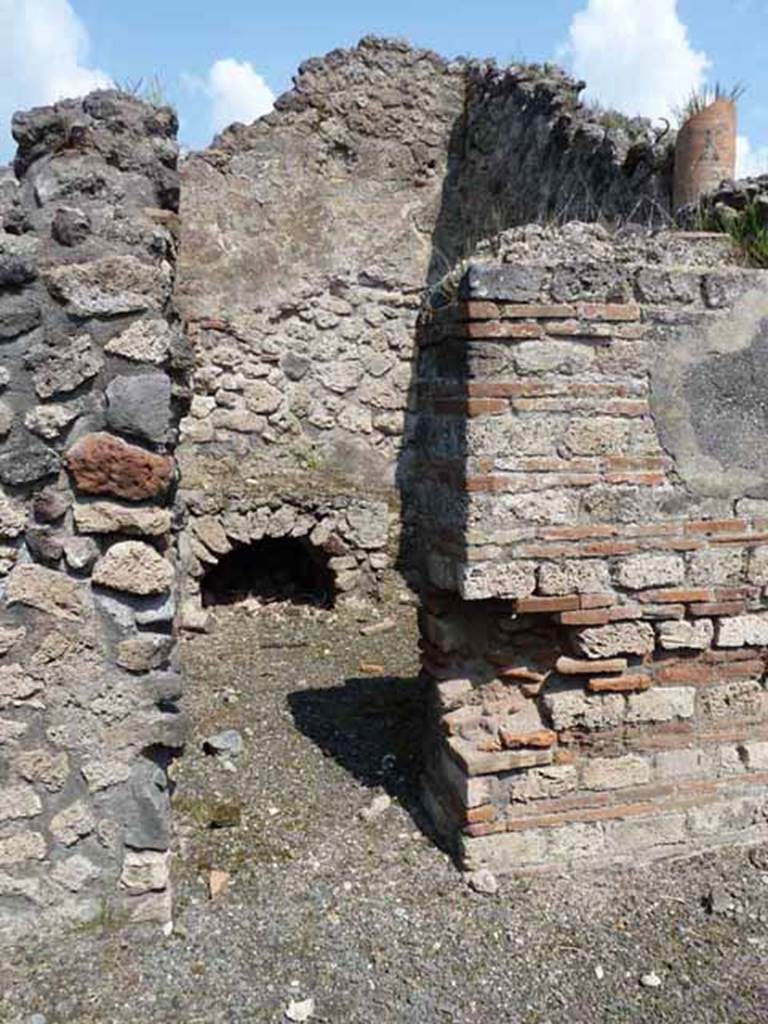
[120,849,170,893]
[616,554,685,590]
[66,433,173,501]
[27,334,102,399]
[15,748,69,791]
[51,205,91,246]
[460,561,536,600]
[191,516,232,555]
[92,541,174,595]
[0,786,42,822]
[6,564,87,620]
[63,535,100,573]
[45,256,171,316]
[0,832,46,866]
[543,688,625,731]
[581,755,651,791]
[576,621,655,658]
[104,318,173,364]
[748,545,768,585]
[0,435,59,485]
[0,401,13,437]
[688,547,743,586]
[243,380,282,414]
[51,854,100,892]
[24,525,64,566]
[717,613,768,647]
[625,687,695,724]
[0,293,41,339]
[33,488,70,523]
[0,665,42,709]
[536,557,610,598]
[700,680,764,720]
[344,504,389,550]
[74,501,171,537]
[0,626,26,656]
[50,801,96,846]
[116,633,173,673]
[0,494,26,538]
[81,758,131,793]
[25,403,80,439]
[106,373,172,443]
[657,618,714,651]
[121,762,171,851]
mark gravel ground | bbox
[3,601,768,1024]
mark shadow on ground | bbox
[288,673,443,841]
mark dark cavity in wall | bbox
[201,537,337,608]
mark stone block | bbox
[739,741,768,771]
[51,854,101,892]
[120,849,170,893]
[0,494,27,537]
[508,764,577,802]
[0,665,42,709]
[66,433,174,501]
[0,626,25,655]
[27,334,102,399]
[625,686,695,724]
[104,318,173,364]
[616,553,685,590]
[461,829,548,872]
[466,264,548,302]
[63,536,100,573]
[45,255,171,316]
[15,748,69,791]
[106,373,172,443]
[537,559,611,596]
[581,754,651,791]
[344,504,389,550]
[6,563,87,620]
[92,541,174,596]
[0,785,42,822]
[81,758,131,793]
[191,516,232,555]
[459,560,536,600]
[604,812,688,851]
[688,547,743,587]
[74,501,171,537]
[50,801,95,846]
[0,435,59,485]
[748,545,768,585]
[121,762,171,851]
[717,612,768,647]
[24,403,80,439]
[654,747,701,781]
[116,633,173,673]
[700,680,764,721]
[657,618,714,651]
[576,621,655,658]
[0,832,46,866]
[543,687,625,731]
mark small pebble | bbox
[465,868,499,896]
[286,996,315,1022]
[359,794,391,822]
[640,971,662,989]
[203,729,244,758]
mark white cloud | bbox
[0,0,111,159]
[560,0,710,120]
[736,135,768,178]
[182,58,275,137]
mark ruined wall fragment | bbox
[0,92,183,941]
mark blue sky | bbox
[2,0,767,173]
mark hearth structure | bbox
[416,227,768,872]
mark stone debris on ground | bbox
[358,793,392,822]
[203,729,245,758]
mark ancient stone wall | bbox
[416,224,768,871]
[174,38,673,616]
[0,93,184,941]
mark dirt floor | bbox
[3,600,768,1024]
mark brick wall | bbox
[416,224,768,871]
